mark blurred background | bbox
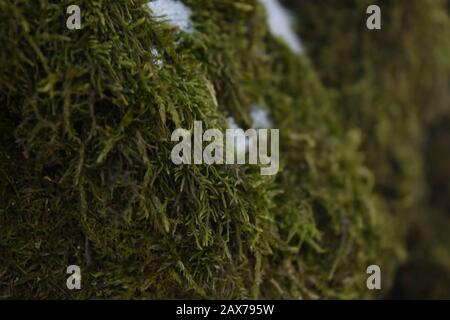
[280,0,450,299]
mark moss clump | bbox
[288,0,450,296]
[0,0,448,299]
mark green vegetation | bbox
[0,0,448,299]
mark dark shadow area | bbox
[389,117,450,299]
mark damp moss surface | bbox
[0,0,449,299]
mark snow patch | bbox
[226,106,273,155]
[151,48,164,68]
[147,0,194,33]
[250,105,273,129]
[259,0,303,54]
[226,117,247,154]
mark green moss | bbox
[289,0,450,296]
[0,0,448,299]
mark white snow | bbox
[226,117,248,154]
[250,105,273,129]
[151,48,164,68]
[226,116,240,130]
[259,0,303,54]
[147,0,194,33]
[249,105,272,155]
[226,106,273,155]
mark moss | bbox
[0,0,448,299]
[288,0,450,296]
